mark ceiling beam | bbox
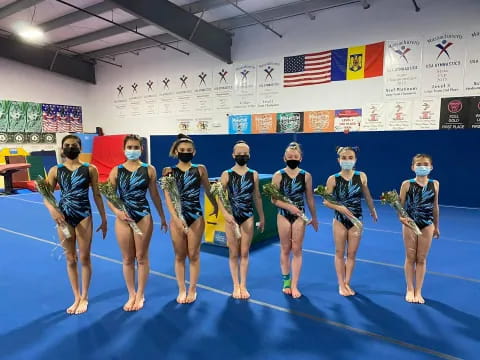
[0,35,95,83]
[38,1,116,32]
[0,0,46,20]
[109,0,232,63]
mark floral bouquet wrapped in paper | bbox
[314,184,363,231]
[158,175,188,234]
[380,190,422,235]
[262,183,310,223]
[35,176,71,238]
[99,181,143,235]
[210,181,241,239]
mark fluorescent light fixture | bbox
[14,22,45,43]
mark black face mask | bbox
[178,152,194,163]
[63,147,81,160]
[234,155,249,166]
[286,159,300,169]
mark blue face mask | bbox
[340,160,355,170]
[125,149,141,160]
[415,166,431,176]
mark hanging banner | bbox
[361,103,386,131]
[384,39,422,98]
[228,114,252,134]
[7,101,26,133]
[470,96,480,128]
[142,78,159,117]
[25,102,42,133]
[276,112,304,133]
[0,100,8,132]
[465,30,480,95]
[422,32,465,97]
[42,104,57,133]
[385,100,413,131]
[128,81,143,118]
[56,105,70,132]
[412,98,440,130]
[257,60,282,110]
[159,75,175,115]
[252,113,276,134]
[69,106,83,132]
[113,83,128,120]
[439,97,471,129]
[194,70,213,113]
[213,66,233,112]
[334,109,362,132]
[175,73,194,114]
[304,110,335,132]
[233,64,257,112]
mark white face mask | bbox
[340,160,356,170]
[125,150,141,160]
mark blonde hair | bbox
[336,146,359,157]
[169,133,195,158]
[285,142,303,156]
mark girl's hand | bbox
[50,209,66,226]
[310,218,319,232]
[288,205,302,217]
[370,209,378,222]
[115,210,134,222]
[399,217,411,226]
[433,227,440,239]
[338,205,354,219]
[160,220,168,233]
[257,219,265,233]
[96,220,108,239]
[224,214,235,225]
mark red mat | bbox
[91,135,128,182]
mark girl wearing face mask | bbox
[323,146,377,297]
[163,134,218,304]
[107,134,168,311]
[271,142,319,299]
[399,154,439,304]
[217,140,265,299]
[43,135,108,315]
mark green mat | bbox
[26,155,46,180]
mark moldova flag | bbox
[331,42,384,81]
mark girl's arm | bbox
[360,172,378,222]
[253,171,265,232]
[161,167,187,230]
[199,165,218,217]
[322,175,355,218]
[106,167,133,222]
[305,172,318,231]
[148,165,168,232]
[433,180,440,238]
[44,166,66,225]
[398,180,411,225]
[89,165,108,238]
[217,171,235,225]
[270,172,302,215]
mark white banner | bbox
[412,98,440,130]
[361,103,386,131]
[233,64,257,111]
[334,109,362,132]
[193,70,213,113]
[422,32,465,97]
[257,60,282,110]
[213,66,234,112]
[384,39,422,98]
[113,83,128,120]
[465,30,480,95]
[174,73,194,114]
[128,81,142,118]
[385,100,413,130]
[141,78,159,117]
[159,75,175,114]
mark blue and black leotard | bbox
[117,163,151,223]
[278,169,306,224]
[57,163,91,227]
[333,171,363,230]
[171,164,203,227]
[405,179,436,229]
[227,169,255,225]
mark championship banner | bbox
[361,103,386,131]
[384,39,422,98]
[213,66,233,112]
[465,31,480,95]
[159,75,175,114]
[233,64,257,111]
[276,112,303,133]
[228,114,252,134]
[470,96,480,129]
[334,109,362,132]
[142,78,159,117]
[257,60,282,110]
[175,73,194,114]
[252,113,276,134]
[113,83,128,120]
[385,100,413,131]
[303,110,334,132]
[194,70,213,113]
[439,97,471,130]
[422,32,465,97]
[412,98,440,130]
[127,80,143,118]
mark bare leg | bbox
[75,216,93,314]
[171,220,188,304]
[290,218,306,298]
[226,222,241,299]
[414,225,434,304]
[239,218,254,299]
[278,215,293,295]
[115,218,136,311]
[345,226,362,296]
[403,225,417,303]
[333,219,349,296]
[60,225,80,314]
[186,218,204,303]
[132,215,153,311]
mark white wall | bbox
[84,0,480,135]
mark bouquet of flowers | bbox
[35,176,71,238]
[159,175,188,234]
[98,181,143,235]
[210,182,241,239]
[314,185,363,231]
[380,190,422,235]
[262,183,310,223]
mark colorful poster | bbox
[470,96,480,128]
[465,30,480,95]
[128,81,142,118]
[439,97,471,130]
[257,60,282,110]
[142,78,159,117]
[422,32,465,97]
[7,101,26,132]
[213,66,233,112]
[175,73,194,114]
[361,103,386,131]
[113,83,128,120]
[385,101,413,131]
[177,117,193,133]
[56,105,70,132]
[25,102,42,133]
[159,75,175,114]
[412,98,440,130]
[334,109,362,132]
[69,106,83,132]
[194,116,211,134]
[0,100,9,132]
[228,114,252,134]
[233,64,257,111]
[252,113,277,133]
[194,70,213,113]
[276,112,304,133]
[384,39,422,98]
[304,110,334,132]
[42,104,57,133]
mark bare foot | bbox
[291,287,302,299]
[345,284,356,296]
[123,295,136,311]
[132,295,145,311]
[339,285,350,296]
[66,299,80,314]
[176,290,187,304]
[240,287,250,299]
[282,287,292,295]
[414,292,425,304]
[75,298,89,314]
[405,290,415,303]
[232,287,241,299]
[186,290,197,304]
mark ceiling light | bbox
[14,23,45,44]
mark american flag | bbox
[284,51,331,87]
